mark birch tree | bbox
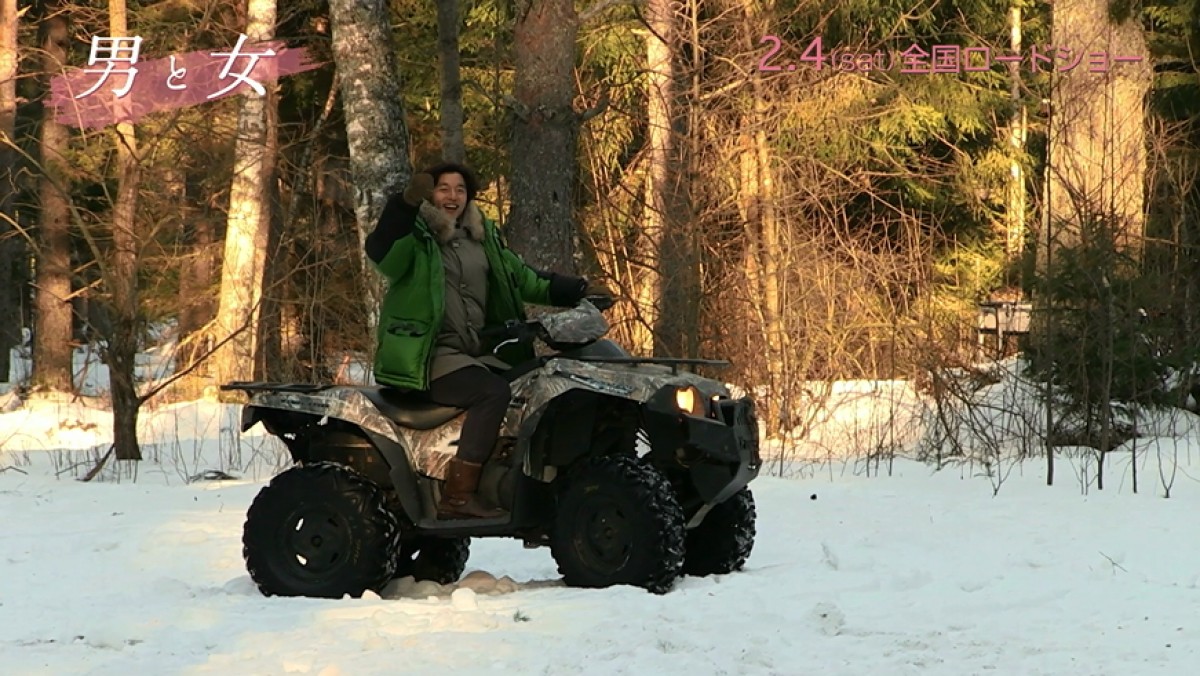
[732,0,786,430]
[212,0,277,386]
[327,0,412,269]
[1004,4,1027,260]
[32,2,73,392]
[1043,0,1152,268]
[638,0,697,358]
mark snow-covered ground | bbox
[5,348,1200,674]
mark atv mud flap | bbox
[644,395,761,506]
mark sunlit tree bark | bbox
[640,0,697,358]
[212,0,277,386]
[506,0,582,273]
[733,0,786,430]
[1043,0,1151,268]
[106,0,143,459]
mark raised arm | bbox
[364,174,435,282]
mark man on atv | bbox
[365,162,612,519]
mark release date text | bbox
[759,36,1145,74]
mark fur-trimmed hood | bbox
[419,200,485,244]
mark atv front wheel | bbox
[394,536,470,584]
[242,462,400,599]
[550,455,685,594]
[682,487,756,577]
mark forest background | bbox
[2,0,1199,484]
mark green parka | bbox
[365,195,586,391]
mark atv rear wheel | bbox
[242,462,399,598]
[550,455,685,594]
[394,536,470,584]
[682,487,756,576]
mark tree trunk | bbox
[176,189,216,380]
[0,0,20,383]
[733,0,787,433]
[506,0,580,274]
[284,73,339,228]
[737,132,770,346]
[327,0,412,348]
[643,0,697,358]
[436,0,465,163]
[32,4,73,393]
[754,94,787,419]
[256,78,282,381]
[212,0,277,387]
[1005,5,1027,260]
[284,80,340,382]
[105,0,142,460]
[632,1,668,357]
[1043,0,1151,269]
[327,0,412,276]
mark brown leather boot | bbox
[437,458,507,519]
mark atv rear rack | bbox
[570,357,730,374]
[219,381,337,394]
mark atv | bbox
[223,299,761,598]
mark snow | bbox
[5,351,1200,673]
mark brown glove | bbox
[402,173,435,207]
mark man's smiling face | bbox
[433,172,467,221]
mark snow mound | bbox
[386,570,523,600]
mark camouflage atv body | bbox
[227,301,761,597]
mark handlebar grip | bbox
[585,295,615,311]
[480,319,538,341]
[478,324,509,340]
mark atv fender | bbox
[360,429,425,524]
[237,388,427,525]
[241,404,264,433]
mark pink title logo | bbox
[49,34,324,129]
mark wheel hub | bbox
[577,499,632,574]
[284,510,351,576]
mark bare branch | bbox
[79,445,114,483]
[578,89,610,123]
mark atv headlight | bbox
[674,386,703,416]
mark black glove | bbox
[402,173,435,207]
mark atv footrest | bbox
[417,515,511,530]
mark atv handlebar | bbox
[584,294,615,311]
[480,297,614,357]
[481,295,614,354]
[481,318,543,343]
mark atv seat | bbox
[359,386,464,430]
